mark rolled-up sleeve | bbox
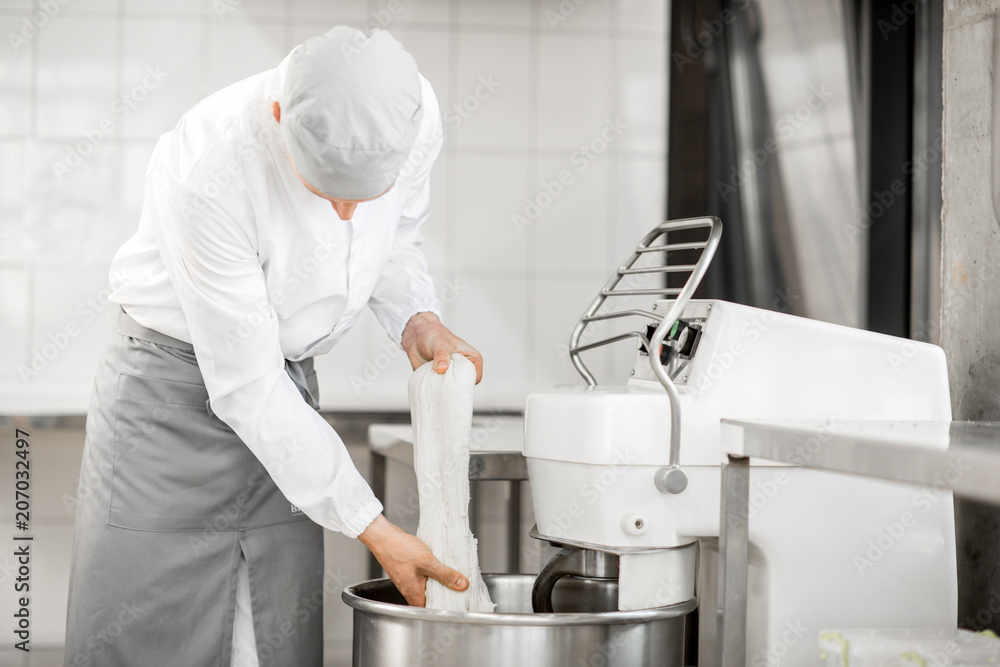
[145,163,383,539]
[367,83,443,345]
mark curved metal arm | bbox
[649,219,722,491]
[566,216,723,495]
[531,547,620,613]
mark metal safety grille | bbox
[568,216,723,386]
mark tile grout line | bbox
[606,0,620,374]
[608,0,620,271]
[113,0,126,269]
[285,0,295,53]
[443,0,459,324]
[524,0,541,386]
[23,0,40,376]
[0,7,665,40]
[0,134,668,159]
[2,4,663,28]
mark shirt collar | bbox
[264,46,301,103]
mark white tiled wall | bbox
[0,0,667,414]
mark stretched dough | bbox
[409,354,495,612]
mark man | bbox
[64,26,478,666]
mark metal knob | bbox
[654,466,688,494]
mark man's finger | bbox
[461,350,484,383]
[424,559,469,592]
[402,583,427,608]
[433,347,451,374]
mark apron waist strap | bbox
[114,307,319,410]
[116,307,194,351]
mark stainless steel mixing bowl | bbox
[342,574,695,667]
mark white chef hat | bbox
[279,26,423,201]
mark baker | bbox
[64,26,479,666]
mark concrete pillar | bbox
[942,0,1000,632]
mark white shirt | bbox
[108,54,443,538]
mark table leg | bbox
[470,482,480,545]
[507,480,521,573]
[718,454,750,667]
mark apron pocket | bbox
[108,373,253,532]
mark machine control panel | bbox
[630,300,713,386]
[643,319,702,363]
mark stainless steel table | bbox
[717,419,1000,666]
[366,416,527,579]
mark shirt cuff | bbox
[388,299,442,346]
[341,497,385,539]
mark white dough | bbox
[409,354,495,612]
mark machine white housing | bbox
[525,299,956,665]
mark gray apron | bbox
[64,308,324,667]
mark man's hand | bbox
[358,514,469,607]
[401,312,483,383]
